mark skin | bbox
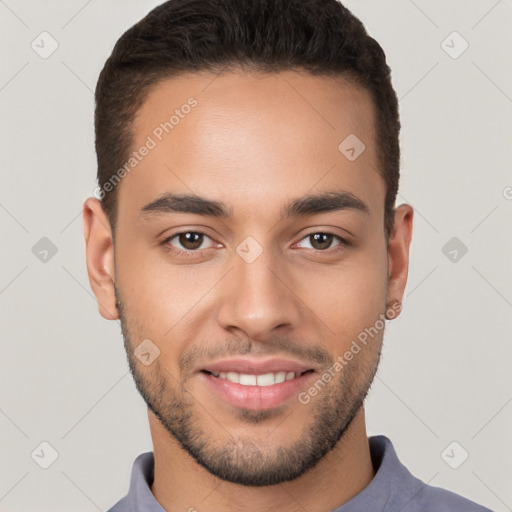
[83,70,413,512]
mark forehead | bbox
[117,70,383,220]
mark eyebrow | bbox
[139,190,369,220]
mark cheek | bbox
[115,241,219,356]
[297,245,388,343]
[116,238,192,310]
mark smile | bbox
[202,370,313,387]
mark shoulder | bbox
[104,451,156,512]
[406,481,493,511]
[366,435,493,512]
[105,496,130,512]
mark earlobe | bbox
[386,204,414,319]
[82,197,119,321]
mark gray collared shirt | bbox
[107,435,492,511]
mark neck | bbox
[149,407,375,512]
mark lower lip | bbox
[200,371,316,410]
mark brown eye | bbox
[295,232,348,252]
[164,231,215,253]
[309,233,334,250]
[178,232,204,250]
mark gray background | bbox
[1,1,511,510]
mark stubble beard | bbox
[115,287,382,486]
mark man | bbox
[83,0,492,510]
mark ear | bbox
[386,204,413,318]
[82,197,119,320]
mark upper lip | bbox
[199,357,316,375]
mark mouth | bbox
[197,358,318,410]
[200,369,315,387]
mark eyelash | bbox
[161,230,351,258]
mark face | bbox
[84,70,412,486]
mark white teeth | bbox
[239,374,257,386]
[256,373,275,386]
[210,370,304,386]
[226,372,239,383]
[275,371,286,384]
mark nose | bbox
[215,246,302,342]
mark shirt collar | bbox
[127,450,165,511]
[124,435,424,512]
[332,435,425,511]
